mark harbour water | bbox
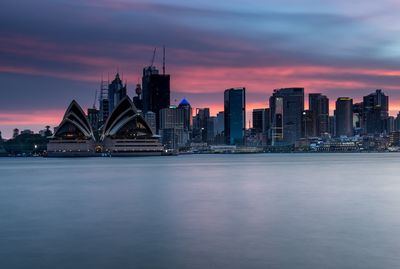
[1,154,400,268]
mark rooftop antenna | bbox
[163,45,166,75]
[150,48,156,68]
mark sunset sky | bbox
[1,0,400,138]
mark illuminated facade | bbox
[48,97,163,157]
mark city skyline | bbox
[2,0,400,137]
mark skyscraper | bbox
[108,73,127,114]
[224,88,246,145]
[193,108,210,143]
[159,106,188,149]
[178,98,192,132]
[142,66,170,132]
[363,89,389,134]
[270,88,304,145]
[252,109,270,134]
[335,97,353,137]
[309,93,329,136]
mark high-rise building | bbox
[193,108,210,143]
[252,109,270,134]
[328,116,335,136]
[335,97,353,137]
[159,106,189,149]
[363,89,389,134]
[270,88,304,145]
[302,110,314,138]
[394,112,400,132]
[309,93,329,136]
[178,98,192,132]
[108,73,127,114]
[224,87,246,145]
[142,66,170,132]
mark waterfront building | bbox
[100,97,163,156]
[335,97,353,137]
[142,66,170,132]
[309,93,329,136]
[270,88,304,146]
[224,87,246,145]
[159,106,189,149]
[363,89,389,134]
[252,108,270,134]
[47,100,96,157]
[389,131,400,147]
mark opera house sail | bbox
[101,97,163,156]
[47,100,96,157]
[47,98,163,157]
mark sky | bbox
[1,0,400,138]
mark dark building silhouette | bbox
[353,102,364,132]
[302,110,314,138]
[132,84,143,111]
[193,108,210,143]
[108,73,127,114]
[309,93,329,136]
[363,89,389,134]
[178,98,193,133]
[224,88,246,145]
[335,97,353,137]
[270,88,304,146]
[252,109,270,134]
[142,66,170,132]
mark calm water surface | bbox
[1,154,400,269]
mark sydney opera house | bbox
[47,97,163,157]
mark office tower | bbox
[302,110,314,138]
[252,108,270,134]
[363,89,389,134]
[132,84,143,111]
[328,116,335,136]
[335,97,353,137]
[309,93,329,136]
[159,106,188,149]
[224,87,246,145]
[142,66,170,132]
[108,73,127,114]
[144,111,157,134]
[193,108,210,143]
[394,112,400,132]
[178,98,193,132]
[270,88,304,145]
[87,108,99,131]
[98,79,109,125]
[386,116,395,133]
[214,112,225,144]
